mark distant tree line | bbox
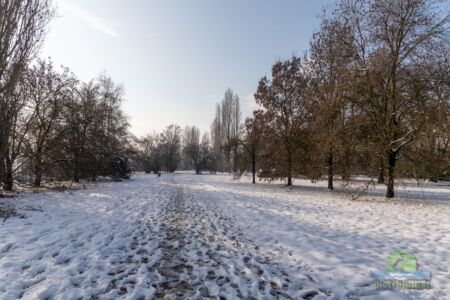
[0,0,132,191]
[134,124,215,175]
[133,88,242,176]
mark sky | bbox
[42,0,334,137]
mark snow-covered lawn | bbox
[0,173,449,299]
[178,174,450,300]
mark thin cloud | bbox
[59,1,119,38]
[243,93,261,115]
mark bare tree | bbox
[211,89,241,173]
[161,124,182,173]
[233,115,262,184]
[24,60,77,187]
[63,80,98,182]
[336,0,449,197]
[199,132,214,173]
[2,72,36,190]
[183,126,202,174]
[0,0,54,189]
[138,132,162,174]
[402,43,450,181]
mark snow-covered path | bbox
[0,173,449,299]
[0,175,325,300]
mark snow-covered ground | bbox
[0,173,449,299]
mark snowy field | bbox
[0,173,449,299]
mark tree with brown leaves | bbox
[254,57,311,186]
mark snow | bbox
[0,173,449,299]
[178,174,450,299]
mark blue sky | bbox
[42,0,334,137]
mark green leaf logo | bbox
[387,250,417,273]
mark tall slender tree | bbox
[0,0,54,189]
[211,89,241,173]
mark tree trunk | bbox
[287,153,292,186]
[342,156,351,181]
[287,174,292,186]
[225,150,231,173]
[327,153,334,190]
[33,170,42,187]
[233,146,238,173]
[34,149,43,187]
[0,156,4,188]
[378,156,385,184]
[286,144,293,186]
[3,157,13,191]
[252,151,256,184]
[73,169,80,183]
[386,150,397,198]
[72,156,80,183]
